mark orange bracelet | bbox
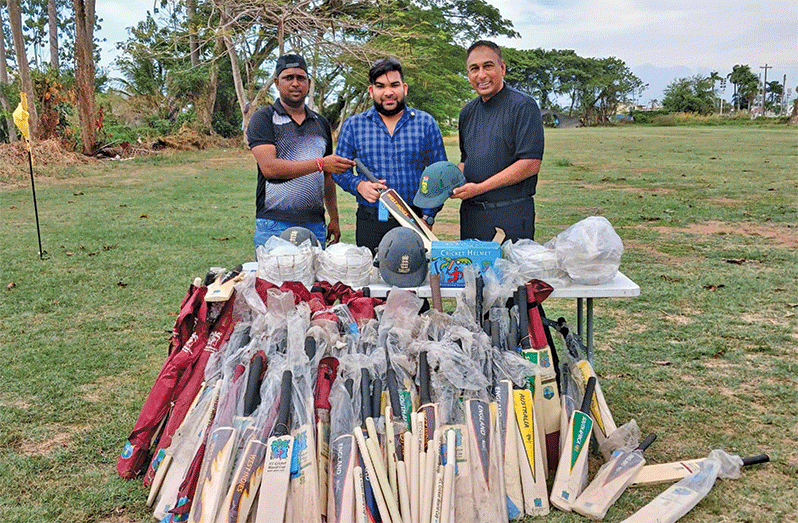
[315,158,324,173]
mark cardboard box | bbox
[430,240,502,287]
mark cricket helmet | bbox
[280,226,320,247]
[413,161,465,208]
[376,227,428,287]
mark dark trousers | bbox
[460,197,535,242]
[356,205,400,255]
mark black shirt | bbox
[458,84,544,204]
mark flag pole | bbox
[13,92,46,259]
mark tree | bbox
[728,64,758,111]
[72,0,96,154]
[661,75,716,114]
[48,0,58,70]
[7,0,40,138]
[0,1,18,142]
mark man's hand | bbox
[326,218,341,245]
[356,180,387,203]
[321,155,356,174]
[450,182,484,200]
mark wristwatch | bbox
[422,214,435,226]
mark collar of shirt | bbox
[273,98,318,122]
[364,105,416,134]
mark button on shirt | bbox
[333,106,448,209]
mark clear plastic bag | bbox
[256,235,316,287]
[502,238,569,285]
[547,216,623,285]
[314,242,373,287]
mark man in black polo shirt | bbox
[247,54,355,249]
[452,40,544,242]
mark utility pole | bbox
[760,64,772,115]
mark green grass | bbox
[1,126,797,522]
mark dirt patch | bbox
[650,220,798,248]
[18,424,81,456]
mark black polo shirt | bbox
[247,99,333,223]
[458,84,544,204]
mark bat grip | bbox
[516,285,531,349]
[580,376,596,413]
[355,158,380,183]
[361,369,372,423]
[274,370,293,437]
[742,454,770,466]
[387,367,402,420]
[418,351,431,406]
[638,433,657,452]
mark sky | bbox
[94,0,798,105]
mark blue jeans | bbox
[253,218,326,252]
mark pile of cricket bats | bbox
[119,270,768,523]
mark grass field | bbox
[0,126,796,522]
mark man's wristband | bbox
[315,157,324,173]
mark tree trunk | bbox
[187,0,199,67]
[0,4,17,142]
[48,0,59,70]
[196,37,224,131]
[72,0,97,155]
[220,7,250,135]
[7,0,39,139]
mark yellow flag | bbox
[13,92,32,151]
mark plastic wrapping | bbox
[599,418,641,458]
[502,238,569,286]
[256,235,316,288]
[621,449,747,523]
[546,216,623,285]
[314,242,373,287]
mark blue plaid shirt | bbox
[333,106,448,213]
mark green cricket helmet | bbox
[413,161,465,208]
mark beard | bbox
[373,97,406,117]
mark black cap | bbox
[275,54,308,77]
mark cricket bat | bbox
[629,457,706,487]
[572,433,657,520]
[620,452,769,523]
[630,453,769,487]
[205,264,244,302]
[495,380,524,519]
[523,283,562,472]
[464,399,504,523]
[550,376,596,512]
[553,315,617,454]
[289,339,321,523]
[316,356,339,520]
[255,370,294,523]
[417,349,439,523]
[513,388,550,517]
[328,379,358,523]
[188,425,238,523]
[151,380,222,520]
[355,158,437,249]
[515,286,548,474]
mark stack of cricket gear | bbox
[117,267,768,523]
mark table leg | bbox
[586,298,594,364]
[576,297,584,339]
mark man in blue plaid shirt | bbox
[333,58,448,253]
